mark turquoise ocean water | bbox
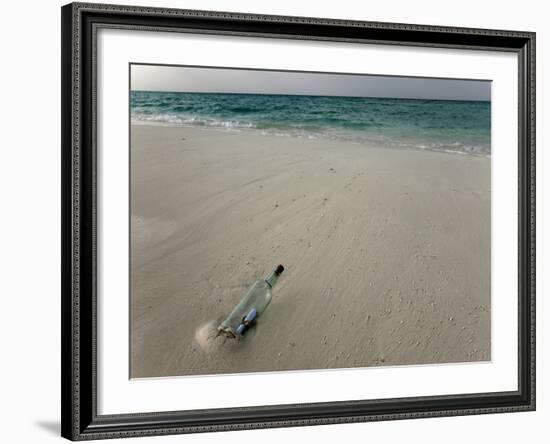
[131,91,491,156]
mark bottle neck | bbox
[265,270,280,288]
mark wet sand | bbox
[130,124,491,378]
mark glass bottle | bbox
[218,265,284,338]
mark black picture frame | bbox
[61,2,536,440]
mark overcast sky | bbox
[131,64,491,101]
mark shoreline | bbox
[130,124,491,379]
[130,120,491,158]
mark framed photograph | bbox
[61,2,536,440]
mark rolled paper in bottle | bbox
[244,308,257,324]
[236,309,257,336]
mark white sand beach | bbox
[130,124,491,378]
